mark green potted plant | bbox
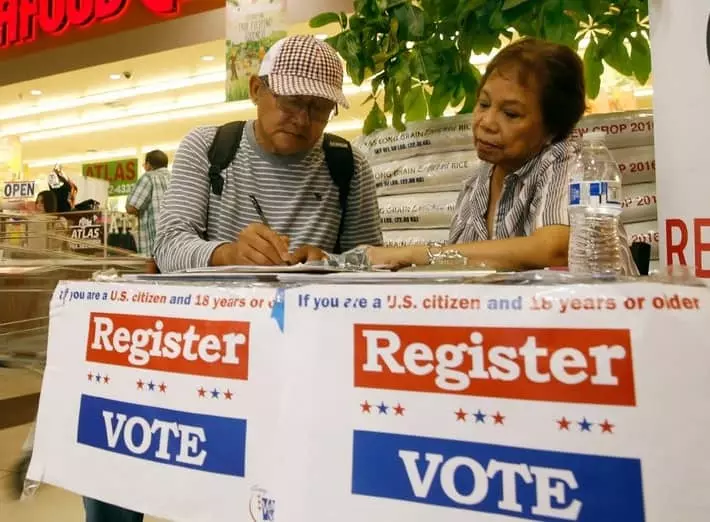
[310,0,650,134]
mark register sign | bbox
[26,281,710,521]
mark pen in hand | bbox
[249,194,270,228]
[249,194,291,264]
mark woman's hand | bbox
[366,246,421,268]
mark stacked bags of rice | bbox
[355,115,478,247]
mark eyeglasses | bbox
[261,80,338,123]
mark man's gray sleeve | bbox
[154,127,227,272]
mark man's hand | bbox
[291,245,328,263]
[210,223,292,266]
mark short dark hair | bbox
[479,38,586,143]
[36,190,57,213]
[145,150,169,170]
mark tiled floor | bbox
[0,368,166,521]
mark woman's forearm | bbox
[403,226,569,270]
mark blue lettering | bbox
[351,430,644,521]
[77,395,247,477]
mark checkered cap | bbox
[258,35,349,109]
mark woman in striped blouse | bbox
[368,38,637,273]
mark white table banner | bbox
[27,280,710,521]
[277,282,710,521]
[27,281,285,521]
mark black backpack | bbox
[206,121,355,254]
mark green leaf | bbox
[393,4,427,41]
[364,101,388,135]
[371,73,386,95]
[502,0,530,11]
[392,91,406,131]
[583,39,604,99]
[629,34,652,84]
[309,12,342,28]
[339,11,349,28]
[404,85,428,122]
[601,36,633,77]
[389,54,412,85]
[451,81,467,107]
[429,81,453,118]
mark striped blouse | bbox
[449,140,638,274]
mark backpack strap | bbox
[322,133,355,255]
[206,121,246,196]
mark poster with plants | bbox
[226,0,287,102]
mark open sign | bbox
[3,181,36,199]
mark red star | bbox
[224,389,234,400]
[197,386,206,398]
[557,417,571,431]
[360,401,372,413]
[393,403,405,416]
[136,379,144,390]
[158,382,167,393]
[87,372,94,381]
[455,408,468,422]
[493,411,505,425]
[600,419,615,434]
[103,375,110,384]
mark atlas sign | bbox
[0,0,180,48]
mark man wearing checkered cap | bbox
[151,34,383,273]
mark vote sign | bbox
[27,282,284,521]
[650,1,710,276]
[27,280,710,521]
[278,283,710,521]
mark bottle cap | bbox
[582,131,607,143]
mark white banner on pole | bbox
[650,0,710,276]
[28,281,710,521]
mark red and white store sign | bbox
[0,0,180,49]
[650,1,710,276]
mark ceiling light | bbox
[27,147,139,168]
[634,87,654,98]
[0,70,226,121]
[30,89,42,96]
[109,74,123,80]
[18,99,254,142]
[201,55,216,62]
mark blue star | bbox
[211,388,220,399]
[473,410,487,423]
[579,418,593,432]
[377,402,389,414]
[95,374,102,382]
[147,381,156,391]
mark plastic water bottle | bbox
[568,131,624,275]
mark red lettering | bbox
[0,0,20,47]
[664,218,710,278]
[96,0,126,20]
[114,162,124,181]
[1,0,179,49]
[694,219,710,278]
[39,0,68,34]
[140,0,178,14]
[666,219,688,266]
[18,0,36,42]
[67,0,94,26]
[126,160,136,181]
